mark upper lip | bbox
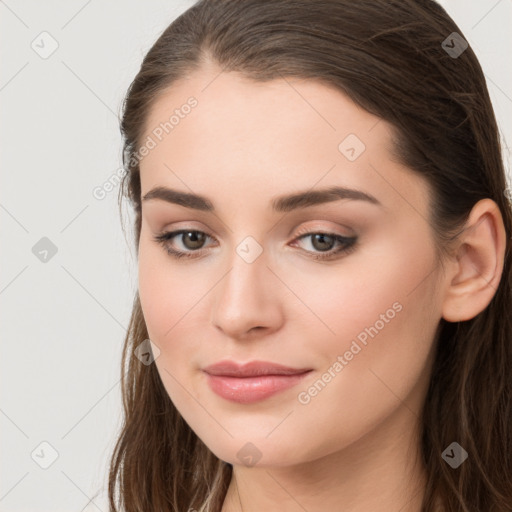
[202,360,312,377]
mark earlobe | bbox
[441,198,507,323]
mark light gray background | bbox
[1,1,510,511]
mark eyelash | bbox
[153,228,358,262]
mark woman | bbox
[108,0,512,510]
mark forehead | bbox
[138,64,430,218]
[142,65,382,153]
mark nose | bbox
[210,249,284,341]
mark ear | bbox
[441,198,507,323]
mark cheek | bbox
[138,245,206,413]
[137,238,216,417]
[294,232,439,389]
[295,234,440,419]
[138,245,169,340]
[286,228,438,354]
[138,238,206,343]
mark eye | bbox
[153,229,215,259]
[153,228,358,261]
[290,230,358,261]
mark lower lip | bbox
[203,371,312,404]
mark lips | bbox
[202,360,313,404]
[202,359,312,377]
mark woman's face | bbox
[137,64,446,468]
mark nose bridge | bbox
[211,239,283,337]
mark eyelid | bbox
[156,221,354,246]
[153,223,358,263]
[293,222,355,239]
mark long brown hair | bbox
[109,1,512,510]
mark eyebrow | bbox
[141,185,382,212]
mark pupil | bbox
[313,234,334,251]
[184,231,205,249]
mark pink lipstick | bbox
[202,360,312,404]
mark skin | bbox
[137,61,506,512]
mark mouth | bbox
[202,359,312,377]
[202,360,313,404]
